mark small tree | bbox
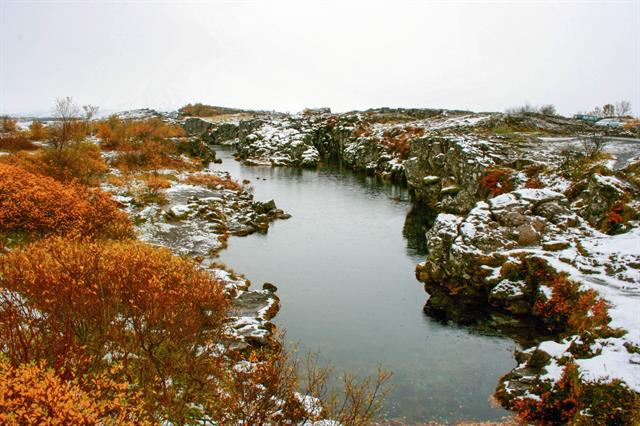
[51,97,80,150]
[539,104,557,116]
[29,121,46,140]
[580,134,608,159]
[505,103,536,115]
[82,104,99,134]
[1,116,17,133]
[590,106,604,117]
[602,104,615,117]
[614,100,632,117]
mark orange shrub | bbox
[524,178,544,189]
[353,124,372,138]
[511,362,637,424]
[0,358,151,425]
[142,172,172,192]
[182,172,242,191]
[37,142,108,185]
[98,116,185,152]
[0,135,38,151]
[480,168,514,196]
[0,237,229,422]
[0,163,132,240]
[512,362,582,424]
[29,121,47,141]
[534,274,610,334]
[380,126,424,159]
[1,117,17,132]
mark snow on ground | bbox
[510,225,640,390]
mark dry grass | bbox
[182,172,242,192]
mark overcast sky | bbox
[1,1,639,116]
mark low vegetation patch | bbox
[380,126,424,159]
[480,167,514,196]
[0,357,151,425]
[0,163,132,241]
[182,172,243,192]
[510,362,638,425]
[0,135,38,152]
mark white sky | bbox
[1,0,639,116]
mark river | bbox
[212,147,517,423]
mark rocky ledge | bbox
[414,146,640,422]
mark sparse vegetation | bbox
[380,126,424,159]
[480,168,514,196]
[510,362,638,425]
[182,172,243,191]
[179,103,243,117]
[580,134,608,159]
[505,103,557,116]
[29,120,47,140]
[51,96,82,151]
[1,116,17,132]
[0,135,38,151]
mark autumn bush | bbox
[480,167,514,196]
[98,116,185,152]
[182,172,243,192]
[533,272,611,335]
[38,142,108,185]
[112,138,183,173]
[0,237,230,421]
[511,362,638,425]
[353,124,372,138]
[0,163,132,240]
[29,120,47,140]
[0,134,38,151]
[524,177,544,189]
[1,116,17,132]
[0,358,151,425]
[380,126,424,159]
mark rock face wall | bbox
[403,136,499,213]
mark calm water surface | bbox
[212,147,516,423]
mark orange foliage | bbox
[2,117,17,132]
[512,362,582,424]
[353,125,372,138]
[97,116,185,152]
[0,135,38,151]
[183,172,243,192]
[0,237,230,421]
[0,163,132,240]
[97,116,186,173]
[142,173,172,193]
[0,358,151,425]
[37,142,108,185]
[380,126,424,159]
[29,121,47,141]
[534,274,610,334]
[480,168,514,196]
[524,178,544,189]
[601,202,625,234]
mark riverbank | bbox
[184,108,640,424]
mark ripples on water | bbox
[212,148,516,423]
